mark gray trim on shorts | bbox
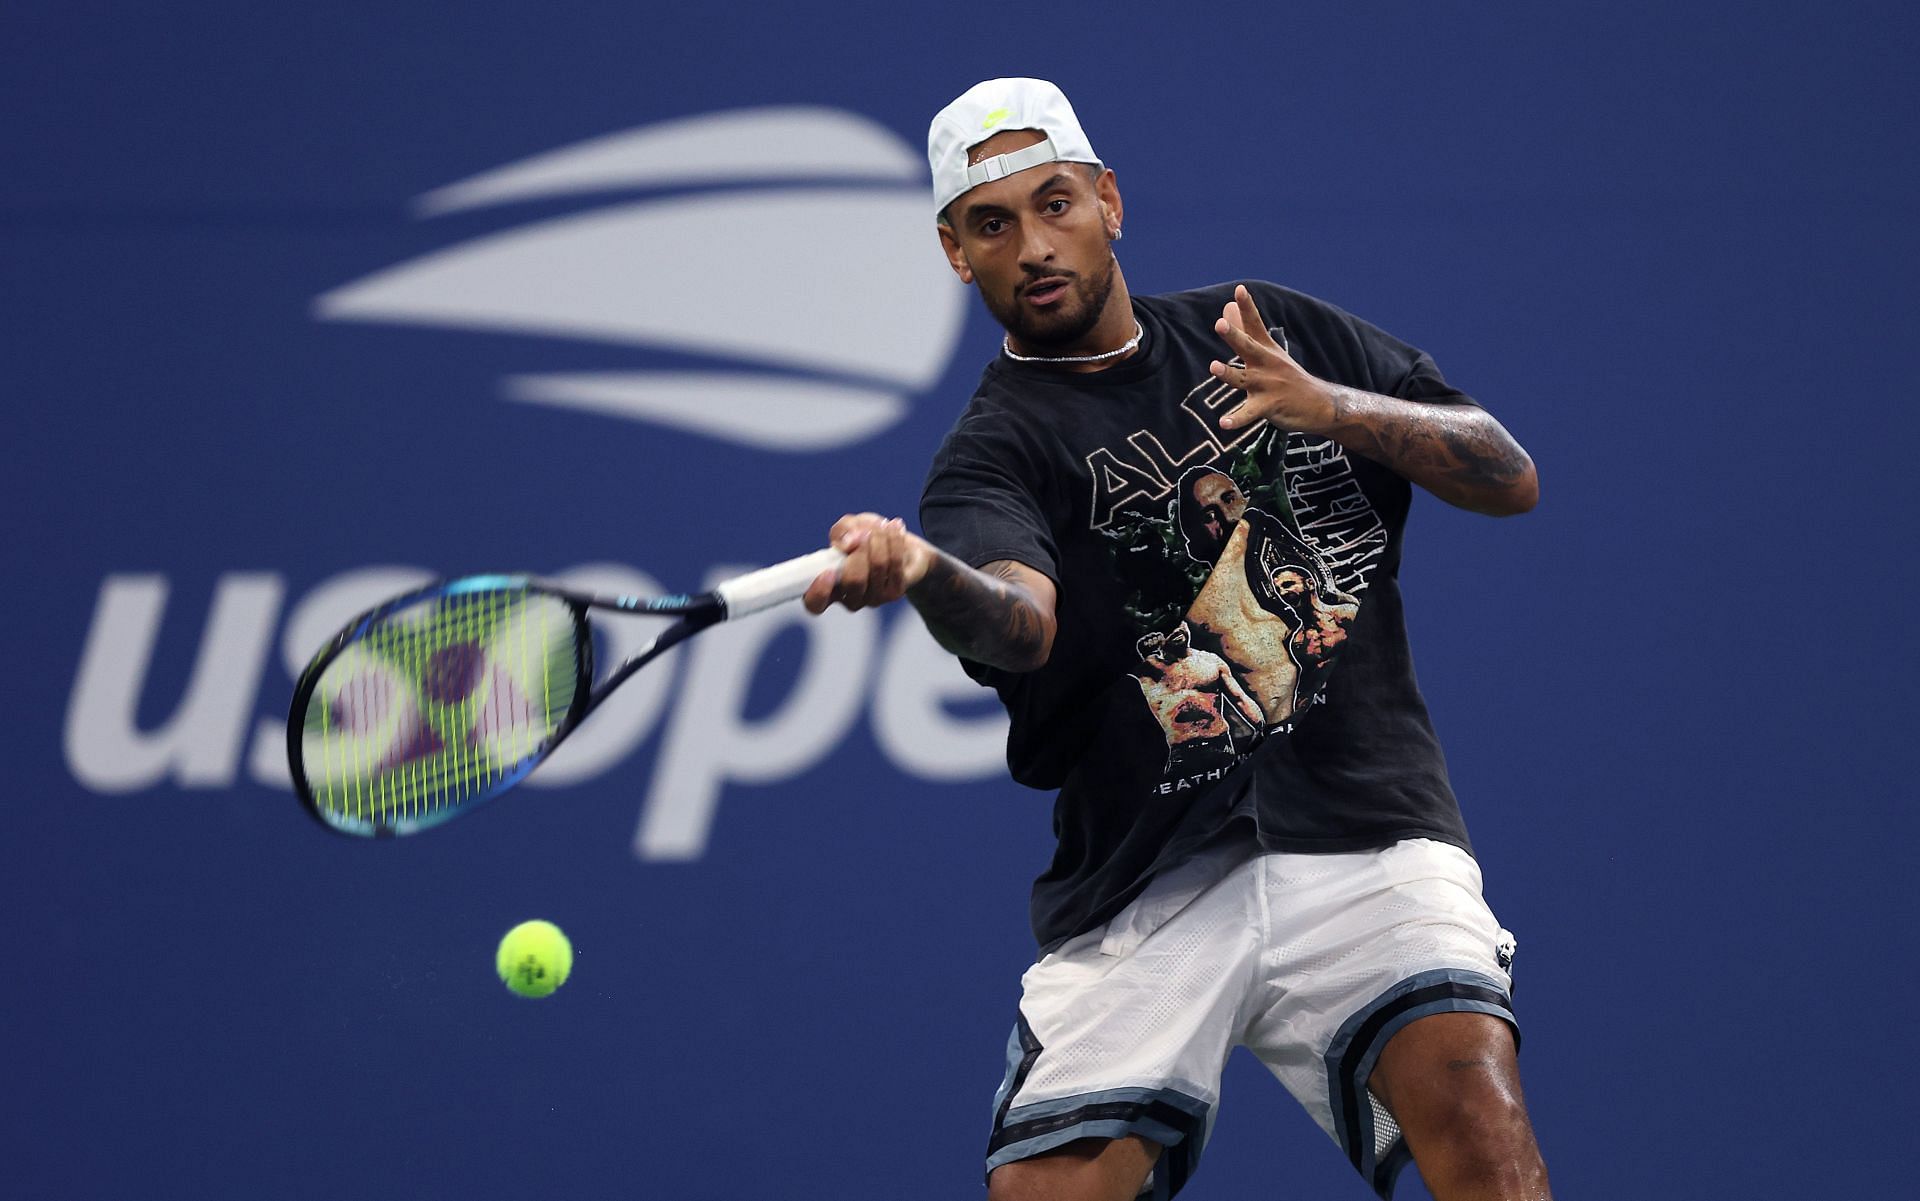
[986,1083,1213,1197]
[988,1020,1034,1121]
[1324,967,1518,1199]
[1002,1084,1212,1128]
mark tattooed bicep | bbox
[981,560,1058,613]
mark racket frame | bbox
[287,574,720,838]
[286,547,844,838]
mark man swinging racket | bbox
[804,78,1551,1201]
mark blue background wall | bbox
[6,2,1914,1197]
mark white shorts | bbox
[985,838,1518,1199]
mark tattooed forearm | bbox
[1320,384,1539,515]
[908,553,1055,672]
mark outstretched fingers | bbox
[1232,283,1271,343]
[1210,285,1315,431]
[1215,289,1277,357]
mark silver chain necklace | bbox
[1002,320,1144,365]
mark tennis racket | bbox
[286,547,845,838]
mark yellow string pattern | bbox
[300,587,579,832]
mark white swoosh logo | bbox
[314,108,966,451]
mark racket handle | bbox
[715,547,847,618]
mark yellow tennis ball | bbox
[496,919,573,998]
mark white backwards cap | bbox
[927,77,1101,215]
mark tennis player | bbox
[804,78,1551,1201]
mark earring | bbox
[1109,226,1123,241]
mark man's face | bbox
[1192,473,1247,545]
[1272,568,1311,597]
[1162,624,1190,659]
[937,129,1123,350]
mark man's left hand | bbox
[1209,284,1336,434]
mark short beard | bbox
[986,250,1119,352]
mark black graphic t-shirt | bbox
[921,281,1476,951]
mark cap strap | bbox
[963,136,1061,188]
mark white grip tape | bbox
[714,547,847,618]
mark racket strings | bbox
[300,588,581,832]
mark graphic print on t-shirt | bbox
[1130,620,1267,776]
[1092,364,1385,786]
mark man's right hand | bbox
[803,514,1056,673]
[802,513,933,614]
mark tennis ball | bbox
[496,919,573,998]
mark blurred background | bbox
[5,2,1914,1197]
